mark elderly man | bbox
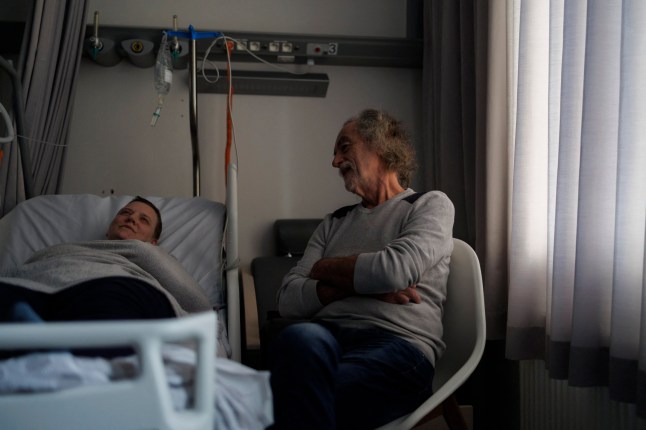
[269,109,455,429]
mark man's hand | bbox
[371,285,421,305]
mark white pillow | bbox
[0,194,227,307]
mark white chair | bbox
[376,238,487,430]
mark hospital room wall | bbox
[59,0,423,266]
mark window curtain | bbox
[505,0,646,414]
[421,1,517,426]
[421,0,510,340]
[0,0,88,216]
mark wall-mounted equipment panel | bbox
[84,26,423,69]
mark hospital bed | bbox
[0,165,273,429]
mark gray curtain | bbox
[421,0,510,339]
[0,58,26,216]
[421,0,477,245]
[0,0,88,216]
[421,3,518,428]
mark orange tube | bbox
[225,39,234,184]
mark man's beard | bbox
[339,162,358,193]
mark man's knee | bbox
[273,322,339,359]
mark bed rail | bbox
[0,311,216,430]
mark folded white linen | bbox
[0,351,112,393]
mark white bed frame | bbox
[0,312,215,430]
[0,163,242,429]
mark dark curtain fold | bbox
[0,61,25,216]
[421,2,519,428]
[422,0,509,339]
[0,0,88,216]
[421,0,477,246]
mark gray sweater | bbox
[0,240,212,316]
[277,189,455,366]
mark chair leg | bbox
[411,394,469,430]
[441,394,469,430]
[411,404,444,428]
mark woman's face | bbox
[106,201,159,244]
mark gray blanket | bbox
[0,240,212,316]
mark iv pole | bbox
[166,26,221,197]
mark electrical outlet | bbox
[236,40,247,51]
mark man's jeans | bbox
[269,321,435,430]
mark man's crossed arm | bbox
[310,256,421,306]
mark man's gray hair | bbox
[345,109,417,188]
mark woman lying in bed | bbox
[0,197,212,353]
